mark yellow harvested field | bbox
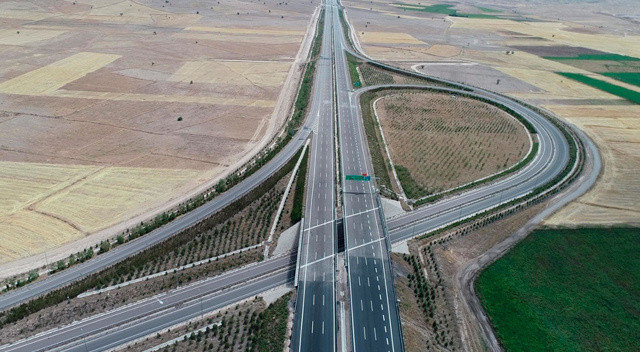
[169,61,291,87]
[450,17,640,58]
[0,161,93,263]
[0,162,96,215]
[499,69,615,99]
[365,46,440,61]
[0,8,50,21]
[173,32,302,44]
[359,31,425,45]
[50,89,276,107]
[544,105,640,225]
[0,52,121,95]
[0,161,203,262]
[0,0,315,269]
[0,29,66,45]
[89,0,168,17]
[184,26,303,36]
[459,50,629,99]
[0,211,83,263]
[389,3,424,9]
[33,166,202,233]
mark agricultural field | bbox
[476,227,640,351]
[342,0,640,225]
[0,0,316,269]
[0,159,300,338]
[374,91,530,199]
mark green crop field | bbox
[544,53,640,61]
[477,6,501,13]
[601,72,640,88]
[557,72,640,104]
[476,227,640,352]
[392,3,501,18]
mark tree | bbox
[100,240,111,254]
[215,179,226,193]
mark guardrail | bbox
[294,217,305,287]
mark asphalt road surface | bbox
[384,83,570,243]
[0,1,580,351]
[291,4,338,352]
[0,255,295,352]
[331,2,403,351]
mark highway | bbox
[291,3,337,352]
[0,255,295,352]
[331,1,404,351]
[0,1,584,351]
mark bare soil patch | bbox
[510,45,607,57]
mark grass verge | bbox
[252,292,292,352]
[291,149,309,223]
[359,90,396,199]
[346,51,363,88]
[476,227,640,351]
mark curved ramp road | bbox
[378,83,570,241]
[0,1,589,351]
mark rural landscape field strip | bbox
[556,72,640,104]
[0,0,317,264]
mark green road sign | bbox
[346,175,371,181]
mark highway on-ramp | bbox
[0,1,585,351]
